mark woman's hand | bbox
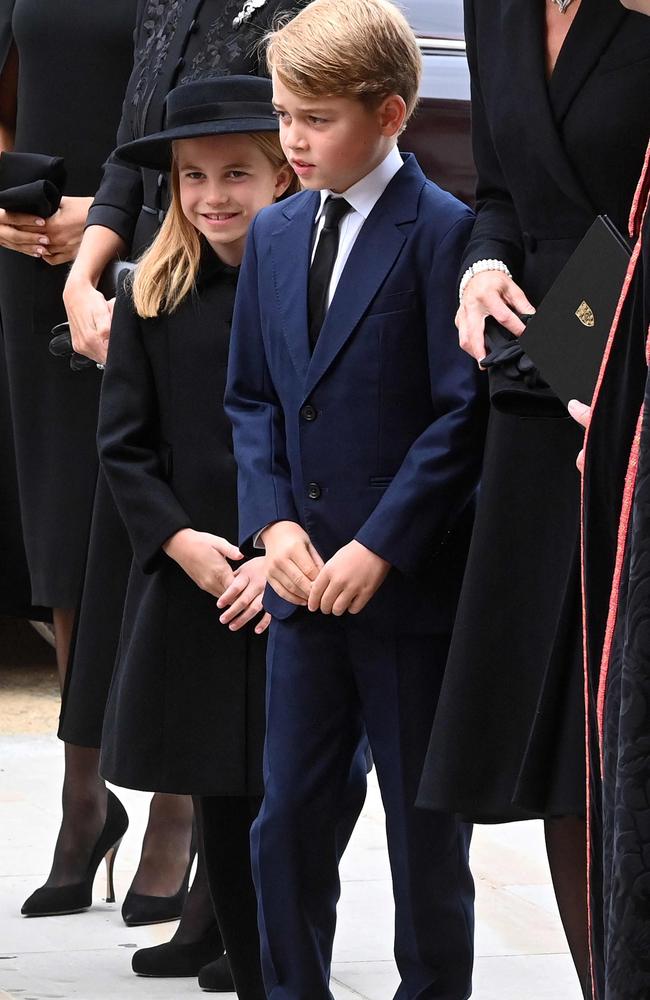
[39,196,94,266]
[63,274,113,365]
[568,399,592,473]
[0,208,51,257]
[0,195,93,265]
[216,556,272,634]
[456,271,535,362]
[163,528,244,598]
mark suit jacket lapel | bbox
[548,0,625,125]
[499,0,592,213]
[303,156,424,398]
[271,190,320,381]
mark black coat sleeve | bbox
[98,279,191,574]
[0,0,14,76]
[460,0,524,280]
[84,6,147,245]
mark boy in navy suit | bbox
[225,1,486,996]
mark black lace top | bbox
[87,0,305,253]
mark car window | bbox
[403,0,464,40]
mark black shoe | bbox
[21,789,128,917]
[121,837,197,927]
[131,927,225,978]
[198,953,236,993]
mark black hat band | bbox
[167,101,276,129]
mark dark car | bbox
[399,0,475,207]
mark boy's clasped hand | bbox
[261,520,390,615]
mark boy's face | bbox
[272,73,404,193]
[176,134,291,266]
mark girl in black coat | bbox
[39,2,307,962]
[96,77,296,998]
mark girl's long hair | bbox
[132,132,298,319]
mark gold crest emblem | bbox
[575,301,595,328]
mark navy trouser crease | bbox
[251,613,475,1000]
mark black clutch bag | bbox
[0,152,67,217]
[518,215,632,407]
[49,260,135,371]
[481,216,632,415]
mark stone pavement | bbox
[0,622,583,1000]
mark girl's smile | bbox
[176,134,293,266]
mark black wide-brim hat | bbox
[116,76,278,172]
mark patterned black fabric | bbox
[131,0,184,124]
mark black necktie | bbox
[308,196,352,349]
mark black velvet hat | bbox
[116,76,278,171]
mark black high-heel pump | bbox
[21,789,129,917]
[121,835,197,927]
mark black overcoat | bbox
[97,249,265,796]
[418,0,650,822]
[59,0,305,748]
[0,0,137,608]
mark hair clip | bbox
[232,0,270,29]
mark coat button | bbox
[301,404,317,421]
[307,482,321,500]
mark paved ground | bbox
[0,616,583,1000]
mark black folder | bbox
[518,215,632,407]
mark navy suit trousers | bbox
[251,613,474,1000]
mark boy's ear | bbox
[274,165,296,199]
[378,95,407,138]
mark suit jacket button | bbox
[301,404,317,422]
[307,482,321,500]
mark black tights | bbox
[545,816,589,998]
[195,795,265,1000]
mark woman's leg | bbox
[197,795,265,1000]
[128,792,195,896]
[41,742,107,888]
[52,607,76,691]
[545,816,589,997]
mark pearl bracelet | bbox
[459,259,512,303]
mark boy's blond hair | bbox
[266,0,422,122]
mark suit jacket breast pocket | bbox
[366,288,417,318]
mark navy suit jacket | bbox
[225,154,487,635]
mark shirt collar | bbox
[315,145,404,222]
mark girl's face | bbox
[175,134,292,266]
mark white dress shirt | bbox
[254,145,404,549]
[311,144,404,309]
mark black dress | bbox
[58,0,306,747]
[0,0,137,607]
[418,0,650,822]
[97,249,265,796]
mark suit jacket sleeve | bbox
[84,9,146,245]
[355,213,487,575]
[98,280,192,573]
[224,216,300,546]
[460,0,523,279]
